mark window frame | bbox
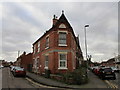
[45,36,49,49]
[58,31,67,46]
[58,52,67,69]
[45,55,49,69]
[38,41,40,52]
[33,45,36,54]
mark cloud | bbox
[1,2,118,62]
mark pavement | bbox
[26,70,109,89]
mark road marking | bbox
[104,80,118,89]
[25,77,72,90]
[25,77,56,88]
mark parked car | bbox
[99,67,116,80]
[93,67,100,75]
[91,66,99,73]
[13,67,26,77]
[92,66,100,74]
[10,66,17,72]
[111,67,119,73]
[0,65,4,69]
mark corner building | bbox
[32,12,83,74]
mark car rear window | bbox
[16,68,24,71]
[104,68,112,72]
[14,67,24,70]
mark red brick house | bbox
[32,12,83,74]
[101,61,108,66]
[107,58,115,67]
[101,58,115,67]
[16,52,33,72]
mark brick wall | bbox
[32,13,83,74]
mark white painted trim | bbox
[44,55,49,69]
[58,44,67,47]
[58,52,67,69]
[45,53,49,56]
[58,67,68,70]
[58,52,67,54]
[59,23,66,28]
[58,30,68,34]
[45,47,49,49]
[46,34,49,38]
[45,36,49,49]
[44,67,48,69]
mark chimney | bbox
[23,51,26,55]
[53,15,58,26]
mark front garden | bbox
[45,66,89,85]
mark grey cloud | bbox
[1,2,118,62]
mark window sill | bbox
[58,44,67,47]
[58,67,68,70]
[45,47,49,49]
[44,67,48,69]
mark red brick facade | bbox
[16,52,33,72]
[32,13,83,74]
[101,58,115,67]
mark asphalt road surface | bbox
[2,67,116,89]
[107,72,119,88]
[2,67,67,90]
[2,67,40,88]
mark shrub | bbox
[62,67,89,85]
[72,67,88,84]
[62,71,73,84]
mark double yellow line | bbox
[26,77,55,88]
[26,77,72,90]
[104,80,118,89]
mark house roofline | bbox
[32,13,82,53]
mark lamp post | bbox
[84,25,89,68]
[84,25,89,60]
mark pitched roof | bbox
[33,13,82,52]
[33,13,72,45]
[52,13,72,29]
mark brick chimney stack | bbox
[53,15,58,26]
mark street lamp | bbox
[84,25,89,61]
[84,25,89,69]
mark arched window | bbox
[59,24,66,28]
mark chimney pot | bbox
[53,15,58,26]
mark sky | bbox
[0,1,119,63]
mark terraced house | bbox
[32,11,83,74]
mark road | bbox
[2,67,40,88]
[87,70,109,88]
[90,70,119,89]
[2,67,67,89]
[2,67,117,89]
[106,73,119,88]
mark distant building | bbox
[101,58,115,67]
[115,55,120,69]
[1,60,10,67]
[15,52,33,72]
[0,60,3,66]
[101,61,108,66]
[107,58,115,67]
[32,12,83,74]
